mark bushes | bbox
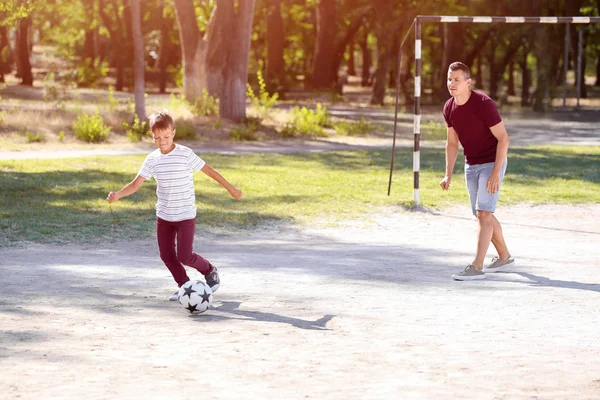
[72,113,111,143]
[281,103,330,137]
[230,117,261,141]
[174,122,197,140]
[122,115,149,142]
[333,117,381,136]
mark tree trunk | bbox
[507,62,515,96]
[218,0,255,121]
[576,31,588,99]
[130,0,145,121]
[99,0,129,91]
[488,36,499,100]
[370,1,395,105]
[16,16,33,86]
[174,0,223,100]
[439,24,449,100]
[520,51,531,107]
[347,39,355,76]
[266,0,285,92]
[174,0,207,100]
[361,31,371,86]
[82,0,97,60]
[595,51,600,86]
[157,0,170,93]
[311,0,337,89]
[0,26,13,82]
[475,54,484,90]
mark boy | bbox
[440,61,515,281]
[107,110,242,300]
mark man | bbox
[440,61,515,281]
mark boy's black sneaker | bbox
[205,266,220,293]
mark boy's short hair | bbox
[149,110,174,132]
[448,61,471,79]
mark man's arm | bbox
[440,126,459,190]
[201,164,242,200]
[487,121,510,194]
[107,175,146,203]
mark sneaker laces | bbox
[490,256,500,263]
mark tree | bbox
[130,0,145,121]
[370,0,396,105]
[311,0,369,90]
[217,0,256,121]
[15,14,33,85]
[173,0,221,100]
[266,0,285,91]
[98,0,132,91]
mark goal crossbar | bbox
[387,15,600,205]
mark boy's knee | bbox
[177,253,194,266]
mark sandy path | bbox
[1,204,599,399]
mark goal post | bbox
[387,15,600,206]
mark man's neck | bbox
[455,89,472,106]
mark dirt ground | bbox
[1,113,599,399]
[1,201,599,400]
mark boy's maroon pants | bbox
[156,217,212,286]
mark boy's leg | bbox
[157,218,190,286]
[175,218,213,275]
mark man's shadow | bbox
[492,271,600,293]
[194,301,335,330]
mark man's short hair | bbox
[149,110,174,132]
[448,62,471,79]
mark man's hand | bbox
[440,176,452,191]
[487,172,501,194]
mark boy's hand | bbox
[107,192,119,203]
[229,187,242,200]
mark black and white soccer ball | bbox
[177,280,213,314]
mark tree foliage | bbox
[1,0,600,113]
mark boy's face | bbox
[447,69,471,98]
[152,127,176,154]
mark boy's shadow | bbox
[493,271,600,293]
[196,301,335,331]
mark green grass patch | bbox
[0,145,598,246]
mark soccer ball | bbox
[178,280,213,314]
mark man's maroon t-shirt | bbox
[443,90,502,165]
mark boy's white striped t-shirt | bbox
[137,144,206,222]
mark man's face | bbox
[447,69,471,98]
[152,127,175,153]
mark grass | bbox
[0,145,599,247]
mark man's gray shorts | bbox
[465,159,507,216]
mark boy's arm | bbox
[201,164,242,200]
[440,126,459,190]
[107,175,146,203]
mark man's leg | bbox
[490,214,510,260]
[473,211,494,269]
[472,160,509,269]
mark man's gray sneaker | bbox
[205,265,220,293]
[483,255,515,273]
[169,290,179,301]
[452,264,486,281]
